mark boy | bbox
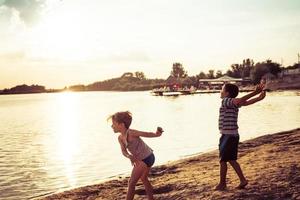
[215,83,266,190]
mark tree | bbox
[250,60,281,83]
[135,71,146,80]
[197,71,207,79]
[207,70,215,79]
[188,76,198,86]
[265,59,281,75]
[286,63,300,69]
[226,69,234,77]
[228,64,242,78]
[226,58,254,78]
[215,70,223,78]
[170,63,187,78]
[241,58,254,78]
[1,84,46,94]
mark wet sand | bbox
[42,128,300,200]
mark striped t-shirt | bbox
[218,97,239,134]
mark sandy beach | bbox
[42,128,300,200]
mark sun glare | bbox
[55,92,81,186]
[29,5,96,62]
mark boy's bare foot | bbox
[236,180,248,189]
[215,184,227,191]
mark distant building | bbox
[278,67,300,83]
[279,68,300,77]
[198,75,250,90]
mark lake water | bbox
[0,90,299,199]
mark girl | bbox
[108,111,163,200]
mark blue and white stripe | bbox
[218,97,239,134]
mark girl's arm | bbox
[240,91,266,106]
[118,136,137,166]
[129,128,163,138]
[118,136,132,158]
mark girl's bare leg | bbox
[140,166,154,200]
[126,162,148,200]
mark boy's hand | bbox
[254,84,265,93]
[258,91,266,100]
[156,127,164,136]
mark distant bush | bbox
[0,84,46,94]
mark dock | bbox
[151,89,221,96]
[151,89,253,96]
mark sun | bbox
[28,3,96,62]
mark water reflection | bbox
[0,91,299,200]
[54,92,81,187]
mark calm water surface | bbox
[0,91,299,199]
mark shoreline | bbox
[0,88,299,96]
[42,128,300,200]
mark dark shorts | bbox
[142,153,155,167]
[219,134,239,162]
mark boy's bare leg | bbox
[215,161,227,190]
[229,160,248,188]
[140,167,154,200]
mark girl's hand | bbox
[129,155,137,166]
[156,127,164,136]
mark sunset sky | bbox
[0,0,299,89]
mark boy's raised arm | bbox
[233,84,264,106]
[241,91,266,106]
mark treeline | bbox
[195,59,293,83]
[166,59,297,86]
[69,58,297,91]
[69,72,165,91]
[1,59,299,94]
[0,84,46,94]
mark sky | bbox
[0,0,299,89]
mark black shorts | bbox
[142,153,155,167]
[219,134,239,162]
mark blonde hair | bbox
[108,111,132,129]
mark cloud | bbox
[0,0,46,25]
